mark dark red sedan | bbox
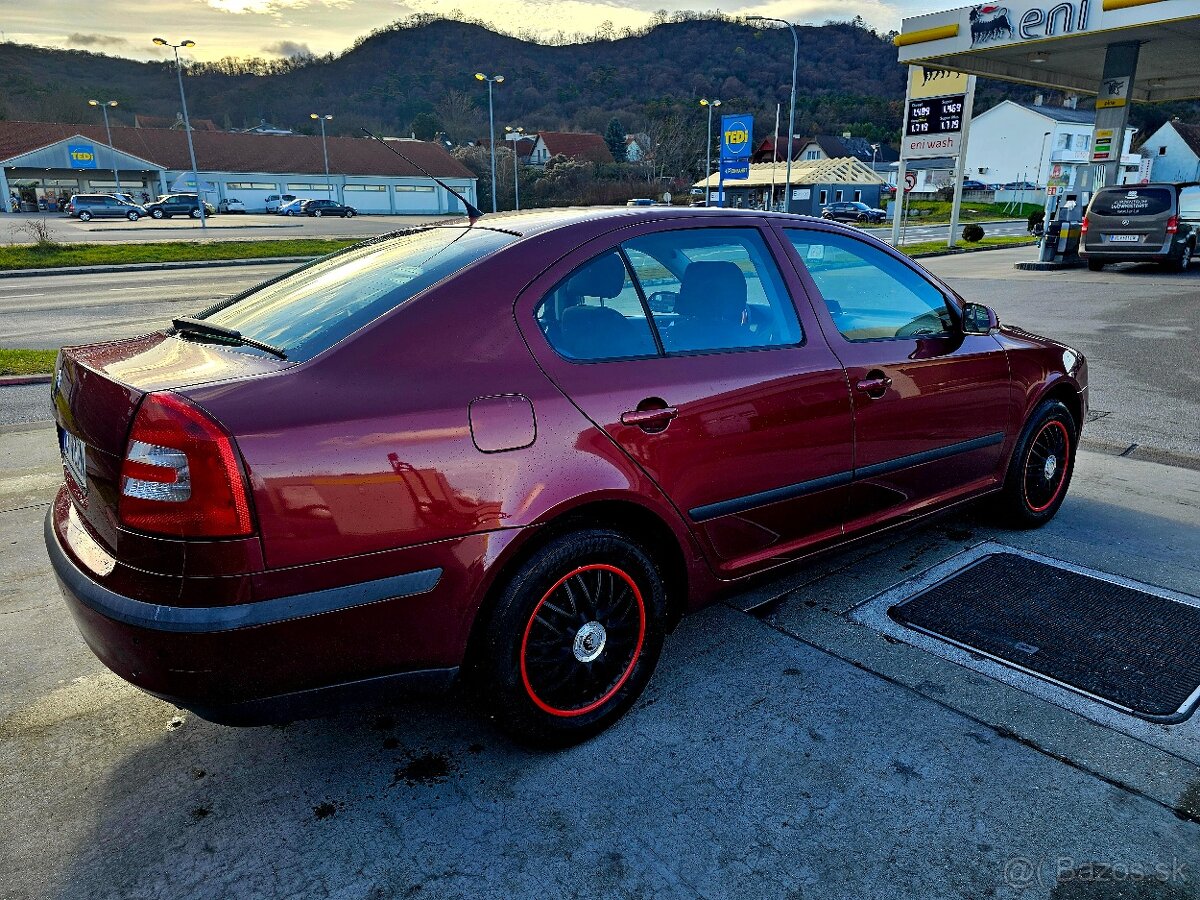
[46,208,1087,744]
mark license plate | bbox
[1107,234,1140,243]
[61,430,87,496]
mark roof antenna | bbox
[359,127,483,220]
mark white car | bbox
[218,198,246,214]
[278,198,307,216]
[264,193,297,213]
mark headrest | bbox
[559,304,634,359]
[564,252,627,301]
[676,261,747,322]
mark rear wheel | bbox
[78,211,92,222]
[190,208,201,219]
[1172,241,1193,272]
[995,399,1076,528]
[127,211,139,222]
[1087,258,1104,271]
[151,208,165,219]
[476,529,667,747]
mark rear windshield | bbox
[1090,188,1173,217]
[197,226,516,361]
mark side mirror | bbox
[962,302,998,334]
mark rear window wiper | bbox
[171,316,288,359]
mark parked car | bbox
[264,193,297,213]
[299,198,357,218]
[63,193,147,222]
[145,193,217,220]
[1080,182,1199,272]
[961,179,990,191]
[821,200,887,224]
[1003,181,1040,191]
[45,208,1087,745]
[626,198,655,207]
[218,198,247,214]
[278,198,307,216]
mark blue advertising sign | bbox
[719,114,752,181]
[67,144,98,169]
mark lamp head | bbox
[494,75,504,84]
[108,100,118,107]
[152,37,168,46]
[699,99,708,107]
[713,99,722,107]
[88,99,99,106]
[474,72,485,81]
[181,40,195,48]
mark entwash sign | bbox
[67,144,98,169]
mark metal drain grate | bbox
[888,552,1200,722]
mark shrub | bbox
[962,223,985,243]
[1027,209,1045,232]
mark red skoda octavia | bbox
[46,209,1087,744]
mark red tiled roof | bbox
[537,131,614,164]
[0,121,473,179]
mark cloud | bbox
[65,32,131,48]
[263,39,314,56]
[207,0,353,14]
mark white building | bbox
[963,100,1138,187]
[1139,120,1200,183]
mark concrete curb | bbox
[1014,259,1086,271]
[0,374,52,386]
[908,240,1038,260]
[0,255,316,279]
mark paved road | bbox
[2,419,1197,898]
[2,246,1194,464]
[2,212,444,244]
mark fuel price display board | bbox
[905,94,965,137]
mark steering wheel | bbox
[895,311,947,339]
[645,290,678,314]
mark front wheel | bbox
[1172,242,1193,272]
[150,209,165,219]
[995,399,1077,528]
[1087,258,1104,271]
[476,529,667,747]
[127,211,139,221]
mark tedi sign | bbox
[968,1,1091,46]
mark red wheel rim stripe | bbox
[1024,419,1070,513]
[519,563,646,718]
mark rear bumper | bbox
[45,492,484,724]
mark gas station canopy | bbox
[895,0,1200,102]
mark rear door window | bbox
[1179,187,1200,219]
[197,227,517,361]
[622,227,803,354]
[1090,188,1173,217]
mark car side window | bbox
[535,251,659,362]
[622,227,802,354]
[1179,187,1200,220]
[784,229,954,341]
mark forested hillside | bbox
[0,14,1194,151]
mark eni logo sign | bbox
[67,144,98,168]
[968,1,1090,46]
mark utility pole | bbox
[153,37,206,229]
[474,73,505,213]
[87,100,121,193]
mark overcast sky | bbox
[0,0,938,62]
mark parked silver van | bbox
[1081,182,1199,272]
[64,194,147,222]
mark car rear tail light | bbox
[119,392,254,538]
[1167,215,1179,234]
[1080,216,1089,235]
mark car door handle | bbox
[620,406,678,428]
[855,375,892,398]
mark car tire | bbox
[995,399,1077,529]
[127,211,139,222]
[190,209,201,219]
[1172,241,1193,273]
[857,214,868,223]
[314,209,323,217]
[151,209,164,219]
[78,211,92,222]
[475,528,667,747]
[1087,259,1104,271]
[345,210,355,218]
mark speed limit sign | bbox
[904,171,917,193]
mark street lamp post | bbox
[87,99,121,193]
[152,37,205,229]
[474,72,505,213]
[747,16,798,212]
[699,98,721,206]
[1036,130,1052,188]
[505,126,525,210]
[310,114,333,199]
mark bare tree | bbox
[644,106,704,185]
[434,90,483,143]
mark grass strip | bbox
[0,238,359,271]
[0,348,58,376]
[900,235,1037,257]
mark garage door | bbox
[343,185,391,213]
[394,185,438,212]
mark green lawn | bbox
[0,348,58,376]
[0,238,359,271]
[881,200,1042,224]
[900,235,1037,257]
